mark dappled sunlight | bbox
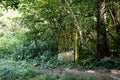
[58,50,74,62]
[0,8,22,35]
[0,0,120,80]
[111,69,120,75]
[85,70,96,74]
[1,9,21,18]
[0,9,21,27]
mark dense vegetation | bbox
[0,0,120,80]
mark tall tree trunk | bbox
[96,0,109,60]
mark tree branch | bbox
[64,0,95,54]
[107,6,116,25]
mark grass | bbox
[0,59,39,80]
[29,73,103,80]
[0,59,110,80]
[61,73,102,80]
[29,74,60,80]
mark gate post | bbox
[75,29,79,62]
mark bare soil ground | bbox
[44,68,120,80]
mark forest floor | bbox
[44,67,120,80]
[0,59,120,80]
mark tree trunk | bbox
[96,0,109,60]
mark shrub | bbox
[29,74,58,80]
[0,59,38,80]
[78,57,120,70]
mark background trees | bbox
[0,0,120,61]
[1,1,120,80]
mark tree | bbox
[96,0,109,60]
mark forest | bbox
[0,0,120,80]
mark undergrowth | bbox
[0,59,41,80]
[30,73,103,80]
[0,57,116,80]
[78,56,120,69]
[61,73,102,80]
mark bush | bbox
[98,57,120,69]
[78,57,120,70]
[0,59,38,80]
[29,73,60,80]
[78,58,95,69]
[39,55,75,69]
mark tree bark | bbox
[96,0,109,60]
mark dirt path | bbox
[44,68,120,80]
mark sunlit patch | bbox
[1,9,21,18]
[0,8,21,27]
[65,68,70,71]
[111,69,120,75]
[58,50,74,62]
[86,70,96,74]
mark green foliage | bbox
[95,57,120,69]
[0,58,114,80]
[0,68,36,80]
[39,56,62,69]
[30,73,104,80]
[30,74,58,80]
[38,54,75,69]
[1,0,119,61]
[61,73,102,80]
[78,57,120,70]
[79,58,95,69]
[61,73,77,80]
[0,0,20,9]
[0,1,120,79]
[0,59,38,80]
[30,72,103,80]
